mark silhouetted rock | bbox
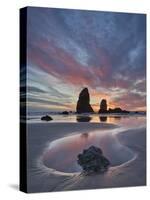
[108,107,129,114]
[77,146,110,174]
[61,111,69,115]
[99,99,107,113]
[98,99,129,114]
[41,115,53,121]
[76,88,94,114]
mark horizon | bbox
[25,7,146,113]
[27,109,146,114]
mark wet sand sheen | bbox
[27,122,146,192]
[42,128,135,173]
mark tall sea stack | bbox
[99,99,107,113]
[76,88,94,114]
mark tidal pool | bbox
[42,128,135,173]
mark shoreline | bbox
[25,113,146,125]
[27,122,146,193]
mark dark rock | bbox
[76,88,94,114]
[109,107,121,112]
[108,107,130,114]
[61,111,69,115]
[135,111,139,114]
[41,115,53,121]
[98,99,130,114]
[99,99,107,113]
[77,146,110,174]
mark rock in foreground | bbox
[77,146,110,174]
[41,115,53,121]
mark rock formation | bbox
[77,146,110,174]
[98,99,130,114]
[76,88,94,114]
[99,99,107,113]
[61,111,69,115]
[41,115,53,121]
[108,107,130,114]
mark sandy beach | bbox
[19,7,147,194]
[26,122,146,193]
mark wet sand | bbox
[27,122,146,193]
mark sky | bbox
[25,7,146,113]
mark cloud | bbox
[26,7,146,111]
[27,86,46,93]
[27,97,69,107]
[112,90,146,110]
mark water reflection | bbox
[113,116,121,120]
[29,113,146,127]
[99,116,107,122]
[76,115,92,122]
[42,129,135,173]
[80,132,89,139]
[76,115,124,123]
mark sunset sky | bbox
[26,7,146,113]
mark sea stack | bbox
[99,99,107,113]
[76,88,94,114]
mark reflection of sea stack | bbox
[76,88,94,113]
[99,116,107,122]
[99,99,107,113]
[76,115,92,122]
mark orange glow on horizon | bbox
[27,95,146,113]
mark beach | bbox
[26,118,146,193]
